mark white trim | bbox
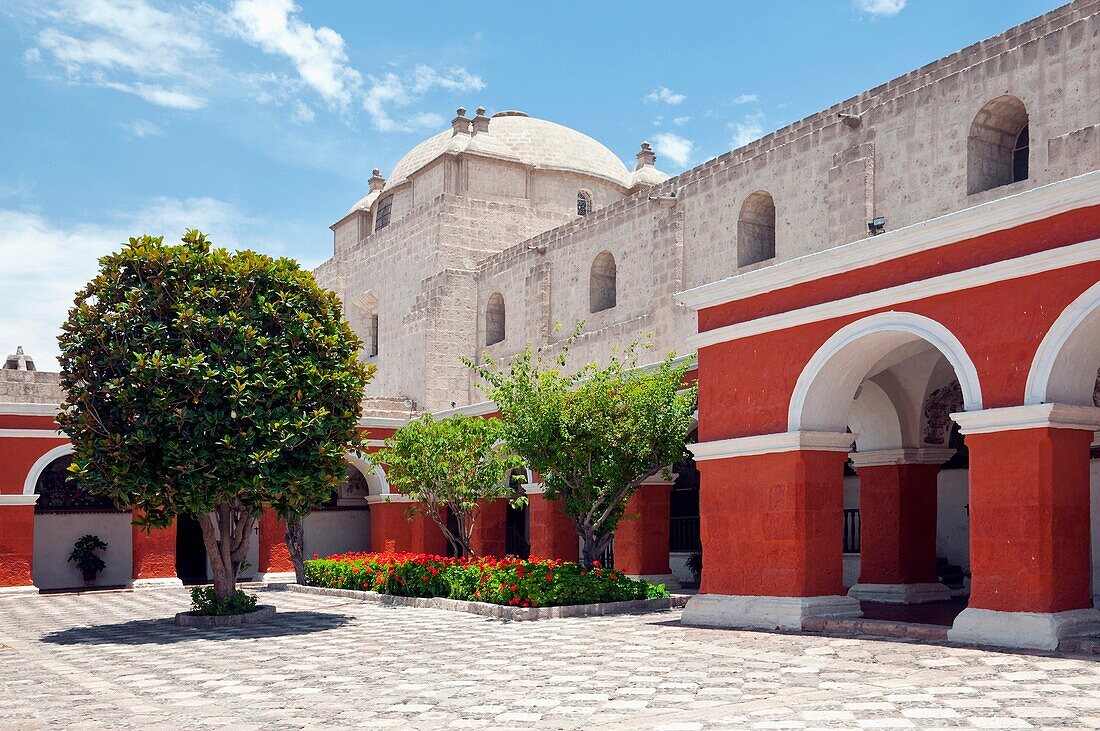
[0,585,39,596]
[22,443,74,495]
[345,452,390,495]
[258,571,296,585]
[0,403,60,416]
[0,429,65,439]
[430,400,499,419]
[365,493,415,505]
[951,404,1100,435]
[681,594,861,631]
[677,170,1100,310]
[521,482,545,495]
[639,472,678,486]
[364,439,386,448]
[686,237,1100,350]
[847,582,951,604]
[127,577,184,590]
[689,431,855,461]
[789,312,983,432]
[848,448,956,468]
[949,607,1100,651]
[357,416,408,429]
[1025,280,1100,406]
[0,494,40,506]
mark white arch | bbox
[345,452,390,495]
[789,312,983,432]
[1025,281,1100,406]
[23,443,75,495]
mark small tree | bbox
[468,330,696,567]
[372,414,526,557]
[57,231,372,604]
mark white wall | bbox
[33,512,132,590]
[303,510,370,559]
[1092,459,1100,602]
[936,469,970,572]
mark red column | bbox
[130,510,181,588]
[409,510,448,556]
[369,500,412,553]
[849,450,951,603]
[615,481,674,580]
[0,498,37,593]
[967,427,1093,614]
[528,493,578,562]
[470,498,508,558]
[256,509,295,580]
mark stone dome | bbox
[385,111,634,188]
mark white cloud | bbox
[23,47,41,63]
[730,93,758,104]
[30,0,212,109]
[652,132,693,168]
[363,67,483,132]
[291,100,315,124]
[124,119,163,137]
[646,86,686,105]
[0,198,296,368]
[856,0,906,16]
[672,116,690,126]
[731,110,767,148]
[228,0,362,109]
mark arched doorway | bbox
[301,459,374,559]
[175,515,208,585]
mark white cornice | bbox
[0,428,65,439]
[686,237,1100,349]
[357,416,408,429]
[951,404,1100,435]
[0,494,40,506]
[689,431,855,461]
[364,494,415,505]
[677,171,1100,311]
[0,403,60,416]
[429,400,499,419]
[848,448,956,468]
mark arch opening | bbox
[737,191,776,268]
[486,292,505,346]
[1027,282,1100,407]
[590,251,617,313]
[967,95,1029,195]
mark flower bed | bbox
[304,551,668,608]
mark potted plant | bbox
[68,534,108,587]
[686,551,702,585]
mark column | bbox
[0,495,38,594]
[527,491,578,562]
[681,432,860,630]
[409,510,448,556]
[129,510,182,589]
[949,405,1100,650]
[256,509,295,584]
[615,476,680,589]
[470,498,508,558]
[367,497,412,553]
[848,449,954,604]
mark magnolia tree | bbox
[57,231,373,604]
[372,414,526,557]
[468,331,697,567]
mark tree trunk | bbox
[579,529,612,569]
[284,515,305,584]
[197,502,257,604]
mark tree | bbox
[57,231,373,604]
[468,330,696,567]
[372,414,526,557]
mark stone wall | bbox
[0,370,64,405]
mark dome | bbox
[385,112,634,188]
[345,190,380,217]
[628,165,670,189]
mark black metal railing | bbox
[597,537,614,569]
[506,526,530,559]
[670,516,701,552]
[843,508,861,553]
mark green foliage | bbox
[56,230,372,600]
[304,552,669,607]
[67,534,108,573]
[372,414,526,556]
[189,586,259,616]
[466,325,697,565]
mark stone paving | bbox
[2,588,1100,729]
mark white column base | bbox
[258,571,296,585]
[126,577,184,590]
[948,607,1100,650]
[627,573,682,591]
[681,594,861,631]
[0,585,39,596]
[848,582,952,604]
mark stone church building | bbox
[3,0,1100,650]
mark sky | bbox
[0,0,1067,367]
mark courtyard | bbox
[1,589,1099,730]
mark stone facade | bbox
[319,0,1100,414]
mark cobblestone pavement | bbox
[3,589,1100,730]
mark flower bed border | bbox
[288,584,687,621]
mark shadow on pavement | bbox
[39,610,351,645]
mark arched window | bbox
[374,195,393,231]
[485,292,505,346]
[34,456,116,513]
[737,191,776,267]
[967,95,1029,195]
[351,292,379,359]
[577,191,592,216]
[590,251,617,313]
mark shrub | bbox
[304,551,668,608]
[190,587,259,616]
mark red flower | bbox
[510,584,518,592]
[545,573,553,581]
[591,560,600,567]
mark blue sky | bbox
[0,0,1064,366]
